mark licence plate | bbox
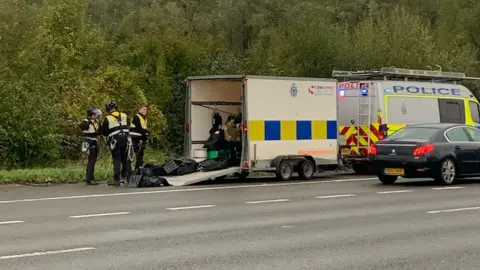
[384,168,404,175]
[341,148,351,155]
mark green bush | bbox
[1,0,479,173]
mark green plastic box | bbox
[207,150,230,159]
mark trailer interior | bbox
[157,76,246,186]
[188,77,245,164]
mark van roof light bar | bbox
[332,67,480,81]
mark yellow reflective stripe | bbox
[106,115,120,129]
[249,120,264,141]
[137,113,147,129]
[280,120,296,140]
[312,120,327,139]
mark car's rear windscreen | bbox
[386,127,438,142]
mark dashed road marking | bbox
[432,186,465,190]
[0,177,376,204]
[0,247,95,260]
[0,220,25,225]
[69,212,130,219]
[377,190,412,194]
[245,199,290,204]
[166,205,216,211]
[427,206,480,214]
[315,194,357,199]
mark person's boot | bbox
[86,180,99,185]
[107,180,121,186]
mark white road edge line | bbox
[0,220,25,225]
[427,206,480,214]
[69,212,130,219]
[245,199,290,204]
[315,194,357,199]
[166,205,215,211]
[0,247,96,260]
[0,177,376,204]
[377,190,412,194]
[432,186,465,190]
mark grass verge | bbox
[0,150,167,185]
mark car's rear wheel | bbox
[435,158,456,185]
[378,175,398,185]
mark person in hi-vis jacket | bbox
[79,107,102,185]
[129,104,149,170]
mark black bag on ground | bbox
[173,159,198,175]
[199,157,229,172]
[140,176,166,187]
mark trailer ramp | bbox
[161,167,241,186]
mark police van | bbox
[332,67,480,174]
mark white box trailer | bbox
[161,75,339,186]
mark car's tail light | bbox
[413,144,435,156]
[369,145,377,155]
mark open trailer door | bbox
[161,75,247,186]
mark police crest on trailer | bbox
[290,83,298,97]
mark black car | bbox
[370,123,480,185]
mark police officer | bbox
[101,101,132,186]
[129,104,149,170]
[79,107,102,185]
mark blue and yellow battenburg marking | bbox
[249,120,337,141]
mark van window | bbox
[438,99,465,124]
[469,101,480,124]
[386,97,440,124]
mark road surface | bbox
[1,174,480,269]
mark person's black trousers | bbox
[132,139,146,170]
[86,141,99,182]
[111,136,132,183]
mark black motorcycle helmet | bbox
[87,107,100,118]
[105,100,118,113]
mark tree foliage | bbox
[1,0,479,169]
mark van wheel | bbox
[276,161,293,181]
[435,158,456,185]
[378,175,397,185]
[298,160,315,180]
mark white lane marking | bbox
[0,247,95,260]
[245,199,290,204]
[315,194,356,199]
[377,190,412,194]
[69,212,130,219]
[166,205,215,211]
[0,220,25,225]
[0,177,376,204]
[432,186,465,190]
[427,206,480,214]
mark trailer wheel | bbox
[276,161,293,181]
[298,160,315,180]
